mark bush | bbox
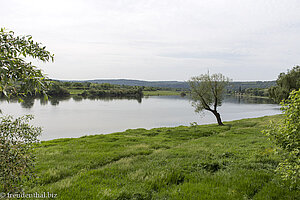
[263,89,300,188]
[47,83,70,97]
[0,115,41,193]
[269,66,300,103]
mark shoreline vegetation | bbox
[1,80,275,100]
[26,115,299,199]
[54,80,273,99]
[62,80,272,98]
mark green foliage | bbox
[0,115,41,193]
[263,89,300,188]
[47,82,70,97]
[188,73,230,125]
[0,28,54,98]
[49,81,145,98]
[269,66,300,103]
[0,28,52,193]
[244,88,269,97]
[226,81,276,94]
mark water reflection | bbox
[21,97,35,108]
[224,95,276,104]
[0,95,281,140]
[0,95,276,109]
[0,95,143,109]
[0,94,276,110]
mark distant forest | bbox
[3,79,276,100]
[62,79,276,91]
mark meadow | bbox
[27,115,299,199]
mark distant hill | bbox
[58,79,276,90]
[87,79,276,90]
[87,79,190,89]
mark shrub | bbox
[263,89,300,188]
[47,83,70,97]
[0,115,41,193]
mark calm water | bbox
[0,96,281,140]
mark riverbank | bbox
[26,115,298,199]
[231,93,270,99]
[69,89,185,96]
[143,90,184,96]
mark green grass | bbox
[68,89,84,95]
[26,115,299,199]
[143,90,183,96]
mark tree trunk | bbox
[211,110,224,126]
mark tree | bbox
[263,89,300,188]
[47,82,70,97]
[188,73,230,125]
[0,28,54,98]
[269,66,300,103]
[0,115,42,192]
[0,28,53,193]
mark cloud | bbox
[158,52,246,60]
[1,0,300,81]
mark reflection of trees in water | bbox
[21,96,72,108]
[72,95,83,102]
[21,98,35,108]
[1,95,275,108]
[224,95,276,104]
[76,96,142,103]
[0,95,142,108]
[49,96,72,106]
[39,98,48,105]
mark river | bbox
[0,96,281,140]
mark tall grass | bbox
[25,115,299,199]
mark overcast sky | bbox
[1,0,300,81]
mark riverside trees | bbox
[0,28,53,192]
[188,73,230,126]
[0,28,53,98]
[269,66,300,103]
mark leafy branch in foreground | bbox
[263,89,300,189]
[0,115,41,193]
[0,28,53,193]
[0,28,54,99]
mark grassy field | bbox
[68,89,85,95]
[143,90,183,96]
[26,115,299,199]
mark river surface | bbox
[0,96,281,140]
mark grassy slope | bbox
[28,115,299,199]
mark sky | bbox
[1,0,300,81]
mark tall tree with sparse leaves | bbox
[188,73,230,125]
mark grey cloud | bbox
[158,52,246,60]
